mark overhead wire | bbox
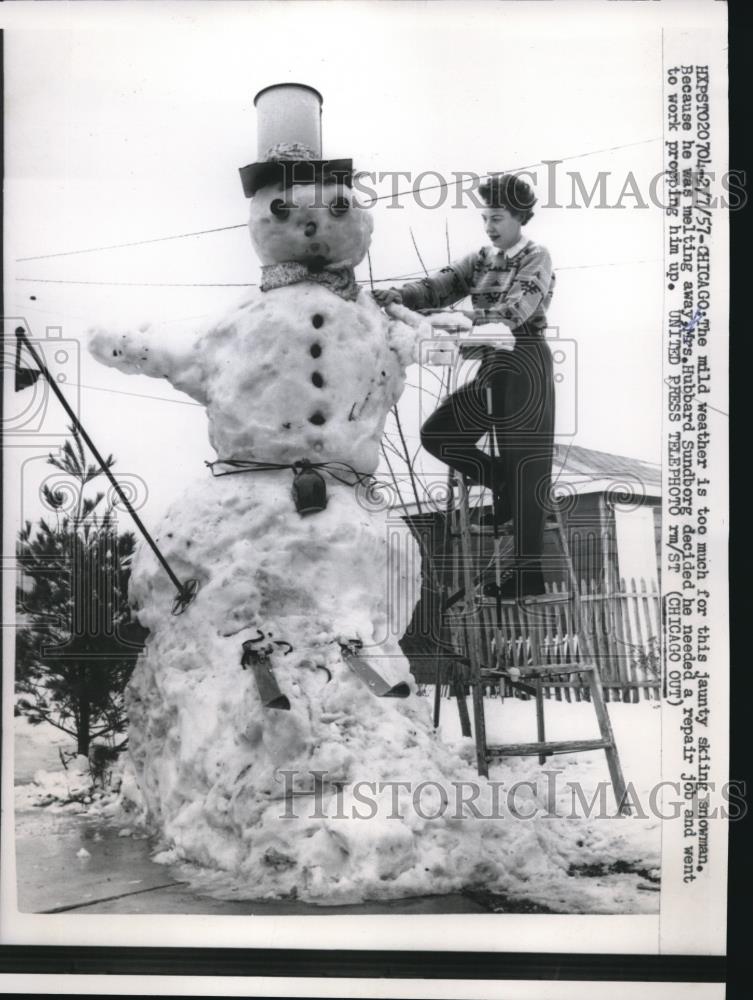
[12,136,665,440]
[16,223,247,263]
[14,135,661,263]
[15,257,660,291]
[363,137,661,205]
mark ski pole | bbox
[15,327,198,614]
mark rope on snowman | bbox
[205,457,385,516]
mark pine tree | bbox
[15,426,148,756]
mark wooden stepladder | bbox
[418,321,629,814]
[443,474,631,816]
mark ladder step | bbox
[451,526,513,537]
[479,592,573,606]
[480,663,595,679]
[477,672,540,696]
[444,587,573,611]
[449,523,560,537]
[487,738,611,758]
[518,663,596,677]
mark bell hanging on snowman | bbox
[291,459,328,515]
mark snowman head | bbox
[248,181,373,268]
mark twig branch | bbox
[409,227,430,278]
[380,444,410,515]
[391,405,423,515]
[381,433,406,465]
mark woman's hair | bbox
[478,173,536,224]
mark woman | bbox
[373,173,555,599]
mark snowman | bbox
[86,85,653,907]
[87,83,452,895]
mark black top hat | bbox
[239,83,353,198]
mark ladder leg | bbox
[432,653,443,728]
[525,583,548,765]
[585,666,630,815]
[470,680,488,777]
[440,475,472,737]
[554,504,630,815]
[434,491,453,730]
[453,663,472,738]
[486,407,506,698]
[535,678,547,764]
[456,476,489,777]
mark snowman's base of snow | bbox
[123,471,659,910]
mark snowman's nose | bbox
[304,221,317,238]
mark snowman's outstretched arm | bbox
[384,302,474,368]
[383,302,433,368]
[88,323,209,405]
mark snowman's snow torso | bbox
[200,285,404,472]
[128,471,415,647]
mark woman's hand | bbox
[371,288,403,307]
[421,308,475,322]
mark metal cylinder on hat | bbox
[254,83,323,159]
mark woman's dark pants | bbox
[420,336,555,595]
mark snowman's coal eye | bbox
[329,196,350,218]
[270,199,290,220]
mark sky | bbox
[3,0,717,530]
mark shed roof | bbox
[551,443,661,493]
[395,443,661,517]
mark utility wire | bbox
[16,256,659,291]
[15,278,255,288]
[72,382,204,407]
[15,299,211,327]
[556,257,662,272]
[16,223,247,263]
[14,137,660,262]
[364,137,661,204]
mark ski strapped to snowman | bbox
[210,455,413,705]
[210,454,414,706]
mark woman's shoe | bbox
[480,560,546,600]
[479,564,514,598]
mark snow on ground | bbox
[440,693,661,797]
[164,692,661,912]
[14,714,71,784]
[14,714,146,824]
[439,693,662,898]
[14,695,661,913]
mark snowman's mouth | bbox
[306,255,328,273]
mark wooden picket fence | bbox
[423,576,661,703]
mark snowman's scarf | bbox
[260,261,360,302]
